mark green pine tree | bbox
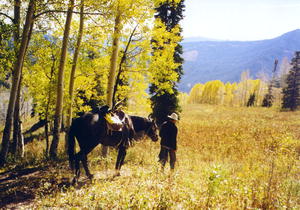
[150,0,185,125]
[282,52,300,111]
[247,93,256,107]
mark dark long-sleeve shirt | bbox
[159,121,178,150]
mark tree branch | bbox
[0,12,14,22]
[34,10,105,19]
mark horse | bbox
[68,110,158,183]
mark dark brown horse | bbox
[68,111,158,182]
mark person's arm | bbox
[159,122,166,138]
[174,126,178,151]
[170,125,178,150]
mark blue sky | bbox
[182,0,300,41]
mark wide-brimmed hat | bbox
[167,113,178,121]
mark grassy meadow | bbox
[1,104,300,209]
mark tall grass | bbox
[11,105,300,209]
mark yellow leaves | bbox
[188,83,204,104]
[187,78,269,106]
[109,0,154,26]
[20,0,186,117]
[154,0,183,8]
[125,65,152,113]
[150,19,182,94]
[151,19,182,47]
[200,80,225,105]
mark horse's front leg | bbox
[81,144,98,180]
[72,149,94,184]
[82,154,94,179]
[115,146,127,176]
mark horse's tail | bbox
[68,122,76,171]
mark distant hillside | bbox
[182,36,223,42]
[180,29,300,92]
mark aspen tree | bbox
[0,0,36,166]
[50,0,75,159]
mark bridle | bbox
[145,120,158,141]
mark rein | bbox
[144,120,156,140]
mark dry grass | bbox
[2,104,300,209]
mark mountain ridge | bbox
[180,29,300,92]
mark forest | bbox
[1,0,300,209]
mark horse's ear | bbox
[148,113,153,121]
[112,99,125,111]
[148,114,158,127]
[152,119,157,128]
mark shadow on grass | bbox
[0,162,121,208]
[0,164,72,208]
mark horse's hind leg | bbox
[72,153,81,184]
[115,146,127,176]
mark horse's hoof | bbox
[71,177,78,186]
[114,171,121,177]
[87,174,94,180]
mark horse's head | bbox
[146,116,159,142]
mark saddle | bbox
[100,106,135,146]
[104,110,125,132]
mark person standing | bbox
[158,113,178,170]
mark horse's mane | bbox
[129,115,152,132]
